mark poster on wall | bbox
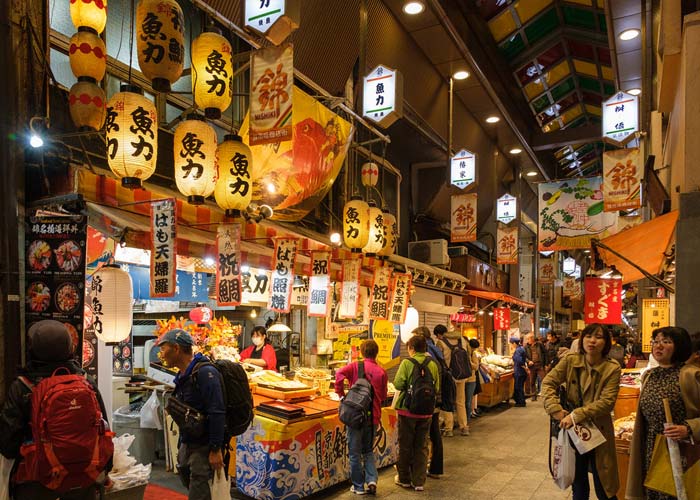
[268,239,298,313]
[493,307,510,330]
[584,277,622,325]
[25,213,87,364]
[496,225,518,265]
[249,44,293,145]
[308,251,330,317]
[602,148,642,212]
[371,319,400,368]
[641,299,670,353]
[339,259,362,319]
[563,276,581,298]
[150,199,176,298]
[216,224,242,307]
[451,193,477,242]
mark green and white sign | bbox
[602,91,638,145]
[363,65,403,128]
[450,149,476,190]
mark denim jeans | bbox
[513,373,527,404]
[465,381,476,424]
[572,450,617,500]
[346,425,378,492]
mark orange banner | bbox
[451,193,477,242]
[496,225,518,264]
[603,148,641,212]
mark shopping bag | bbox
[644,434,700,500]
[0,454,15,500]
[551,428,575,489]
[210,469,231,500]
[140,391,162,430]
[567,414,606,455]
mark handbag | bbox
[165,395,207,438]
[0,454,15,500]
[644,434,700,500]
[209,469,231,500]
[567,412,607,454]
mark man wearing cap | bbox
[158,329,226,500]
[510,337,528,407]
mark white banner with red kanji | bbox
[268,238,297,313]
[339,258,362,319]
[150,199,176,297]
[451,193,477,242]
[249,44,293,145]
[497,225,518,264]
[584,277,622,324]
[216,224,242,306]
[493,307,510,330]
[368,266,392,321]
[308,251,330,317]
[388,273,412,324]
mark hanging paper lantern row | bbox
[105,85,158,189]
[174,115,218,205]
[90,264,133,344]
[378,208,397,258]
[361,162,379,187]
[192,30,233,120]
[343,196,370,252]
[215,134,252,217]
[69,80,106,131]
[70,0,108,34]
[363,201,385,256]
[69,28,107,83]
[136,0,185,93]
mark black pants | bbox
[572,450,618,500]
[427,412,443,475]
[513,373,527,404]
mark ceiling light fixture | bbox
[453,70,470,80]
[402,1,425,15]
[627,88,642,96]
[619,28,640,41]
[329,231,342,246]
[526,171,538,177]
[485,116,500,124]
[509,148,522,154]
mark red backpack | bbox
[13,368,114,492]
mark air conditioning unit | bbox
[408,239,450,267]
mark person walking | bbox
[511,337,528,407]
[158,329,226,500]
[541,323,621,500]
[335,339,388,495]
[525,334,547,401]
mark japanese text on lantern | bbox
[268,239,297,313]
[584,277,622,325]
[150,199,176,297]
[308,252,330,317]
[339,259,362,319]
[389,273,412,324]
[369,267,392,321]
[216,224,242,306]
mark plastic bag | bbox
[210,470,231,500]
[567,413,606,455]
[1,454,15,500]
[140,391,162,430]
[112,434,137,473]
[551,428,575,490]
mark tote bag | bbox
[567,413,607,455]
[644,434,700,500]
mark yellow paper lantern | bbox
[105,85,158,189]
[192,31,232,120]
[343,196,370,252]
[69,28,107,82]
[69,80,106,131]
[70,0,108,34]
[215,134,252,217]
[90,264,133,344]
[174,115,218,205]
[361,162,379,187]
[136,0,185,92]
[378,209,397,258]
[362,201,385,256]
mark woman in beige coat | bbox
[542,323,621,500]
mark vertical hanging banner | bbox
[493,308,510,330]
[603,148,642,212]
[563,276,580,298]
[268,239,297,313]
[290,276,309,307]
[496,225,519,264]
[451,193,477,242]
[216,224,242,306]
[641,299,670,352]
[249,44,293,145]
[308,251,330,317]
[584,277,622,325]
[369,266,392,320]
[339,258,362,319]
[150,199,176,297]
[388,273,412,324]
[538,256,556,285]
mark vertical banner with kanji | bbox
[493,307,510,330]
[388,273,412,324]
[603,148,642,212]
[308,251,330,317]
[563,276,580,298]
[216,224,242,306]
[584,277,622,325]
[369,266,392,320]
[249,44,293,145]
[496,225,519,264]
[641,299,670,352]
[339,258,362,319]
[150,199,176,297]
[268,239,297,313]
[451,193,477,242]
[538,256,556,285]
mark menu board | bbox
[112,334,134,376]
[25,214,87,364]
[82,323,98,378]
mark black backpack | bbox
[338,361,374,429]
[405,358,437,415]
[194,359,254,437]
[427,343,456,412]
[444,338,472,380]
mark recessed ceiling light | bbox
[485,116,500,124]
[627,87,642,96]
[526,171,538,177]
[509,147,522,154]
[453,70,470,80]
[619,28,640,41]
[403,1,425,15]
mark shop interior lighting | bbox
[402,1,425,15]
[627,88,642,96]
[250,308,257,318]
[488,311,494,316]
[618,29,640,41]
[509,147,522,154]
[329,231,342,246]
[266,182,276,194]
[526,170,538,177]
[485,116,500,124]
[292,275,305,289]
[477,310,485,315]
[267,320,292,333]
[452,70,470,80]
[241,264,250,273]
[119,231,127,248]
[203,256,215,267]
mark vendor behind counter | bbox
[240,326,278,371]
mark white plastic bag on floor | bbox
[210,470,231,500]
[1,454,15,500]
[112,434,137,472]
[140,391,162,430]
[551,428,575,490]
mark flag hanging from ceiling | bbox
[496,225,518,264]
[603,148,642,212]
[451,193,477,242]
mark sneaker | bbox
[367,483,377,495]
[460,427,470,436]
[442,430,454,437]
[350,486,366,495]
[426,472,442,479]
[414,485,425,491]
[394,475,412,488]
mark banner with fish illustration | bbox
[239,86,353,222]
[537,177,618,251]
[496,225,518,264]
[603,148,642,212]
[451,193,477,242]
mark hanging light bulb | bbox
[174,114,218,205]
[362,200,384,256]
[192,29,232,119]
[215,134,252,217]
[250,308,257,318]
[136,0,185,92]
[342,196,370,252]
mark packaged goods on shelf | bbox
[613,413,636,441]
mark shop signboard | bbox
[290,276,309,307]
[268,238,298,313]
[25,213,87,364]
[371,319,400,367]
[388,273,412,324]
[242,267,271,304]
[496,225,518,265]
[602,91,639,146]
[216,224,242,307]
[641,299,670,353]
[243,0,299,45]
[602,148,642,212]
[584,277,622,325]
[127,265,208,302]
[362,64,403,128]
[450,149,476,190]
[496,193,517,224]
[249,44,293,145]
[538,255,556,285]
[451,193,477,242]
[82,323,98,378]
[368,266,392,321]
[338,258,362,319]
[308,251,330,317]
[493,307,510,330]
[563,276,580,298]
[150,199,176,298]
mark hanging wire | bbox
[128,0,135,84]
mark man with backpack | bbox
[335,340,387,496]
[158,329,226,500]
[393,334,440,492]
[435,326,474,436]
[0,320,113,500]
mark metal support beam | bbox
[530,124,603,151]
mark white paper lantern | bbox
[378,208,397,258]
[90,265,133,343]
[400,305,419,343]
[174,115,218,205]
[342,196,370,252]
[361,162,379,187]
[362,201,384,256]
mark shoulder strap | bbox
[358,361,365,379]
[18,376,34,391]
[457,338,463,349]
[442,338,455,350]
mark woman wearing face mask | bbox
[240,326,278,371]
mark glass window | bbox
[49,48,76,89]
[49,0,73,38]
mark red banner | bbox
[493,307,510,330]
[150,199,176,297]
[584,277,622,325]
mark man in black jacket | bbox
[524,334,547,401]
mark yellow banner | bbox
[603,148,641,212]
[642,299,670,353]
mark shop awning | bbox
[466,290,536,310]
[595,211,678,284]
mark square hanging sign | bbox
[450,149,476,190]
[584,277,622,325]
[362,65,403,128]
[496,193,517,224]
[602,91,639,146]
